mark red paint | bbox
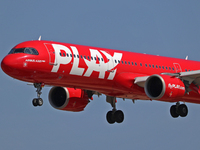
[2,40,200,106]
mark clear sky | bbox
[1,0,200,150]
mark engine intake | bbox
[49,87,89,112]
[144,74,185,100]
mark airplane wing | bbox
[180,70,200,85]
[134,70,200,94]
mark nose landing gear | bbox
[32,83,44,107]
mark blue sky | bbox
[1,0,200,150]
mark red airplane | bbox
[2,39,200,124]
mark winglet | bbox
[185,56,188,60]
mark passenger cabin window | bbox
[8,47,39,55]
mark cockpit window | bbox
[24,48,32,54]
[8,47,39,55]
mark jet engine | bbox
[144,74,185,100]
[48,87,89,112]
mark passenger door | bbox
[44,43,57,66]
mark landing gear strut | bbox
[106,96,124,124]
[32,83,43,107]
[170,102,188,118]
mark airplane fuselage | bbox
[2,40,200,104]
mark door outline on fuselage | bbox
[173,63,182,73]
[44,43,57,66]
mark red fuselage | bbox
[2,40,200,104]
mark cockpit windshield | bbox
[8,47,39,55]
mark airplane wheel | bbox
[32,98,38,107]
[37,98,43,106]
[170,105,179,118]
[106,111,115,124]
[114,110,124,123]
[178,104,188,117]
[32,98,43,107]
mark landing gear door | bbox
[173,63,182,73]
[44,43,57,65]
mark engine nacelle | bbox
[144,74,185,100]
[48,87,89,112]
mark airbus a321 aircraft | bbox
[2,39,200,124]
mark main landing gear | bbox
[32,83,43,107]
[170,102,188,118]
[106,96,124,124]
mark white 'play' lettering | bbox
[69,46,84,76]
[84,49,107,79]
[101,50,122,80]
[50,44,122,80]
[51,44,72,72]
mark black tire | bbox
[114,110,124,123]
[32,98,38,107]
[106,111,115,124]
[170,105,179,118]
[178,104,188,117]
[37,98,43,106]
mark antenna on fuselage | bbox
[185,56,188,60]
[38,36,42,41]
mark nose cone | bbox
[1,55,14,75]
[1,55,22,77]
